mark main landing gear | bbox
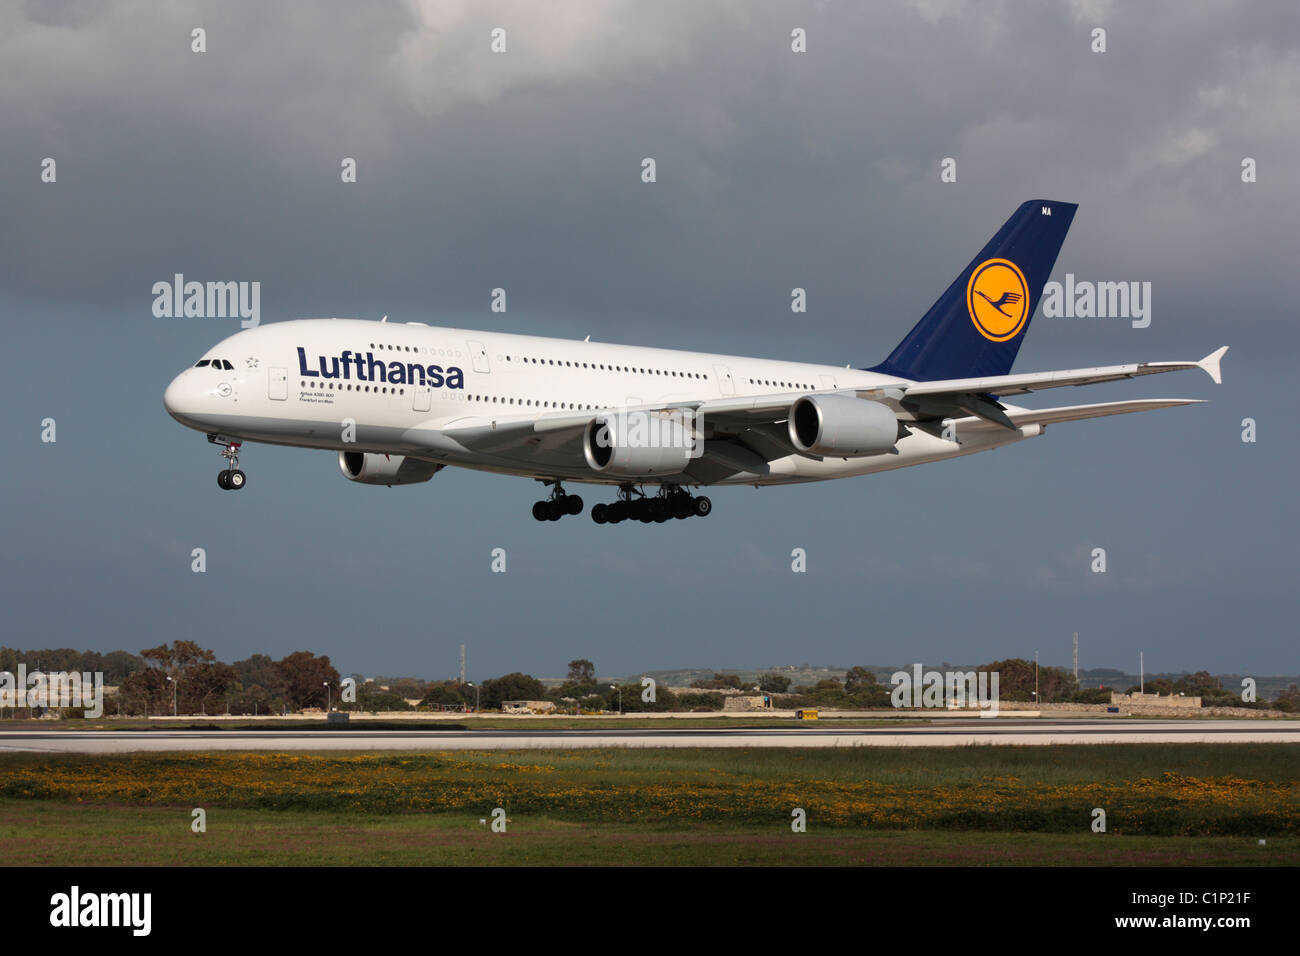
[531,480,583,521]
[591,485,711,525]
[216,440,247,491]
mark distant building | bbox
[502,700,556,714]
[723,695,773,712]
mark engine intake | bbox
[788,394,898,458]
[339,452,443,486]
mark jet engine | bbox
[583,411,697,477]
[338,452,443,486]
[787,394,898,457]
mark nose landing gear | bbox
[212,437,247,491]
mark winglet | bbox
[1198,346,1228,385]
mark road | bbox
[1,719,1296,753]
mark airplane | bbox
[164,200,1227,525]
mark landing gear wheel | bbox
[532,501,547,521]
[215,440,245,492]
[592,503,608,524]
[547,502,562,521]
[693,496,712,517]
[566,495,584,516]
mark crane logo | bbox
[967,258,1030,342]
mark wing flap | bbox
[952,398,1204,433]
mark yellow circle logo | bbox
[966,258,1030,342]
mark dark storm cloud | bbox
[3,1,1296,348]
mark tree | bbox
[356,688,412,712]
[126,640,236,715]
[844,666,875,693]
[603,681,678,713]
[690,673,745,690]
[100,651,145,684]
[1174,671,1221,696]
[567,659,596,684]
[234,654,286,696]
[274,651,340,710]
[980,659,1078,702]
[758,672,791,693]
[420,682,468,708]
[120,667,168,715]
[479,672,547,709]
[1274,684,1300,713]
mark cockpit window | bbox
[195,360,210,367]
[222,360,234,370]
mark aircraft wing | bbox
[429,347,1225,473]
[899,346,1227,398]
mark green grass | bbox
[0,800,1293,866]
[2,745,1295,864]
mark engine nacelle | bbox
[339,452,443,486]
[583,411,697,477]
[788,394,898,458]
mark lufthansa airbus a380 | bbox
[164,200,1227,525]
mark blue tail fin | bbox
[869,200,1077,382]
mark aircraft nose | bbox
[164,371,201,423]
[163,373,184,416]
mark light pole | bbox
[166,676,178,717]
[466,682,479,712]
[324,681,332,713]
[610,684,621,715]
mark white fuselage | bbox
[163,318,1039,487]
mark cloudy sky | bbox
[2,0,1296,681]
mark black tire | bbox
[567,495,584,516]
[672,495,692,518]
[532,501,547,521]
[592,503,607,523]
[229,469,246,490]
[547,502,562,521]
[693,496,712,517]
[217,470,230,490]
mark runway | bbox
[1,719,1296,753]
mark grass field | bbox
[2,801,1293,866]
[2,744,1296,865]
